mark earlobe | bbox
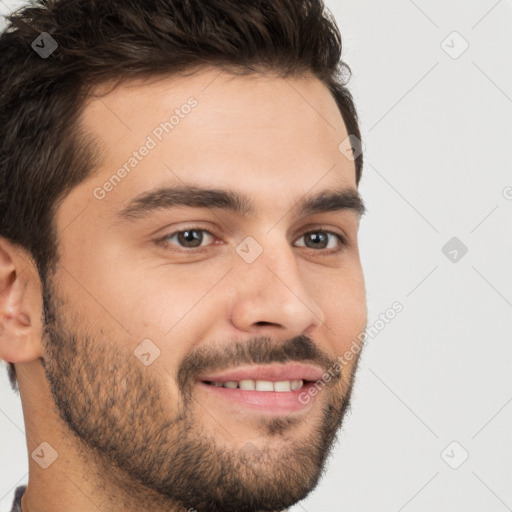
[0,316,43,363]
[0,239,43,364]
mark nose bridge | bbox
[228,229,326,332]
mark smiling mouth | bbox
[202,379,310,392]
[198,378,319,414]
[195,363,324,413]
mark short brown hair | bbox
[0,0,363,392]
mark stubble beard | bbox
[39,274,360,512]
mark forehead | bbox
[82,67,347,136]
[68,68,357,224]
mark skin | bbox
[0,67,367,512]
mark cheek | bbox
[72,246,223,335]
[101,264,230,372]
[53,259,222,388]
[321,270,367,352]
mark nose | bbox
[228,236,326,337]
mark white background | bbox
[1,1,511,511]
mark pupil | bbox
[307,232,327,248]
[179,230,202,247]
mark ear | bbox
[0,237,43,364]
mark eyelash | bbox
[157,226,349,254]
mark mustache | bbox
[177,335,337,391]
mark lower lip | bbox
[197,381,318,414]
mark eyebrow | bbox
[117,184,366,221]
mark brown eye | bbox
[303,232,329,249]
[161,229,215,249]
[294,230,346,251]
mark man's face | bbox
[42,68,367,511]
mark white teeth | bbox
[239,379,256,390]
[255,380,274,392]
[291,380,303,391]
[208,379,304,391]
[273,380,292,392]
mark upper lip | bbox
[198,363,324,383]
